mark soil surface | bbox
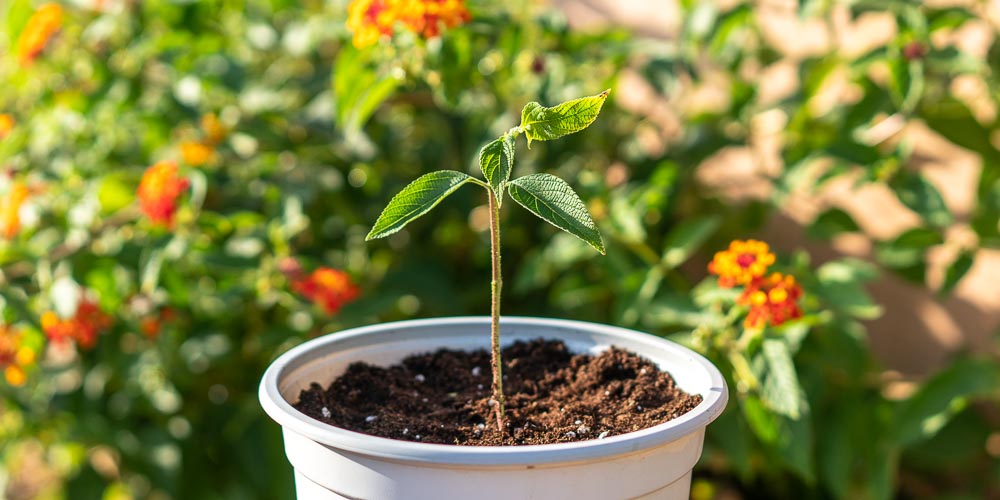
[294,338,703,445]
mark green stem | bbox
[487,188,506,432]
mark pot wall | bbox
[259,317,728,500]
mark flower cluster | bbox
[739,272,804,329]
[137,161,190,227]
[708,239,775,287]
[0,182,30,239]
[180,114,227,167]
[0,325,35,386]
[709,240,803,329]
[16,3,63,64]
[347,0,471,48]
[291,267,360,315]
[42,300,112,350]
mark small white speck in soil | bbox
[365,415,377,423]
[565,431,577,439]
[598,431,610,439]
[477,423,486,430]
[578,425,590,434]
[321,407,331,419]
[421,398,428,403]
[402,428,409,435]
[574,419,582,425]
[604,390,610,396]
[415,435,422,440]
[471,366,482,377]
[637,405,643,411]
[639,368,647,375]
[477,384,483,390]
[488,399,496,407]
[415,374,426,383]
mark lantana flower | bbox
[0,325,36,386]
[707,239,775,288]
[347,0,471,48]
[738,272,803,329]
[0,182,30,239]
[42,300,112,350]
[180,141,215,166]
[16,3,63,65]
[0,114,14,140]
[709,239,803,330]
[137,161,190,227]
[292,267,360,315]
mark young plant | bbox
[366,90,610,432]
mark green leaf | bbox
[519,89,610,146]
[894,358,1000,446]
[807,208,860,240]
[366,171,476,240]
[333,46,400,131]
[6,0,32,46]
[939,250,975,296]
[761,339,804,419]
[661,215,721,269]
[508,173,605,254]
[892,173,952,228]
[875,227,943,283]
[479,134,515,199]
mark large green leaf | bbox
[761,339,805,419]
[333,46,400,131]
[366,171,475,240]
[939,250,975,296]
[479,134,515,199]
[894,358,1000,446]
[6,0,32,46]
[508,173,605,254]
[519,90,610,146]
[891,172,952,228]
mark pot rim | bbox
[259,316,728,466]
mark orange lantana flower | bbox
[42,300,112,350]
[0,325,35,386]
[708,239,776,288]
[16,3,63,64]
[0,114,14,140]
[180,141,215,166]
[0,182,30,239]
[738,272,803,330]
[347,0,470,48]
[137,161,189,227]
[292,267,360,315]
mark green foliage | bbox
[366,171,476,240]
[1,0,997,499]
[519,90,610,146]
[479,134,515,200]
[508,174,605,254]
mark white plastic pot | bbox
[259,316,728,500]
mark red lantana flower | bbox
[137,161,189,227]
[42,300,112,350]
[292,267,360,315]
[738,272,804,330]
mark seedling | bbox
[366,90,610,432]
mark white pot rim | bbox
[259,316,728,467]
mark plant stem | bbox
[487,188,506,432]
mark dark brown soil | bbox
[294,338,702,446]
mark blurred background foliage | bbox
[0,0,998,498]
